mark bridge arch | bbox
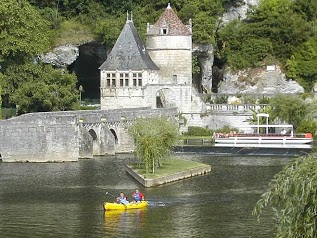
[89,129,97,140]
[110,128,118,144]
[88,128,98,155]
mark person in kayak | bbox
[116,192,129,204]
[132,189,145,202]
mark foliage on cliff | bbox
[253,153,317,237]
[217,0,317,90]
[286,36,317,91]
[128,117,179,173]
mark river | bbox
[0,153,293,237]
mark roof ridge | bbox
[99,21,159,71]
[148,4,191,36]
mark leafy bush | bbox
[213,125,238,134]
[296,119,317,134]
[258,96,270,104]
[213,95,228,104]
[183,126,212,136]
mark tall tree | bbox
[0,0,52,67]
[129,117,179,173]
[4,63,79,114]
[253,153,317,237]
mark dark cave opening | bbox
[212,56,225,93]
[68,41,107,102]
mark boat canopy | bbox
[238,124,294,136]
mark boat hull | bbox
[104,201,148,211]
[215,137,313,145]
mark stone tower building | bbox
[99,4,195,114]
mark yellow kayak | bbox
[104,201,148,211]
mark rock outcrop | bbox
[221,0,262,25]
[217,65,304,95]
[40,45,79,68]
[193,44,214,93]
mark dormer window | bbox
[161,28,168,35]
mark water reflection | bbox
[104,208,147,232]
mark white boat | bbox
[215,134,313,145]
[214,114,313,145]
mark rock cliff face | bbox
[221,0,262,25]
[217,65,304,95]
[40,45,79,68]
[193,44,214,93]
[40,42,107,99]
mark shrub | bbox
[183,126,212,136]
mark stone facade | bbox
[99,4,195,114]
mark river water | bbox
[0,153,293,237]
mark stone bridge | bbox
[0,107,178,162]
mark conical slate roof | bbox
[99,20,159,71]
[147,3,191,36]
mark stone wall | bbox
[0,114,79,162]
[100,84,193,114]
[147,35,192,85]
[0,107,178,162]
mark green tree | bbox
[253,153,317,237]
[95,14,125,47]
[246,107,272,124]
[286,36,317,91]
[0,0,52,66]
[3,63,79,114]
[247,0,311,61]
[129,117,179,173]
[269,94,309,129]
[179,0,223,44]
[293,0,317,21]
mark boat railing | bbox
[215,132,313,139]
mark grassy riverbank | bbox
[130,157,210,179]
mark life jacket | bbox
[118,197,129,204]
[133,192,144,201]
[133,192,141,201]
